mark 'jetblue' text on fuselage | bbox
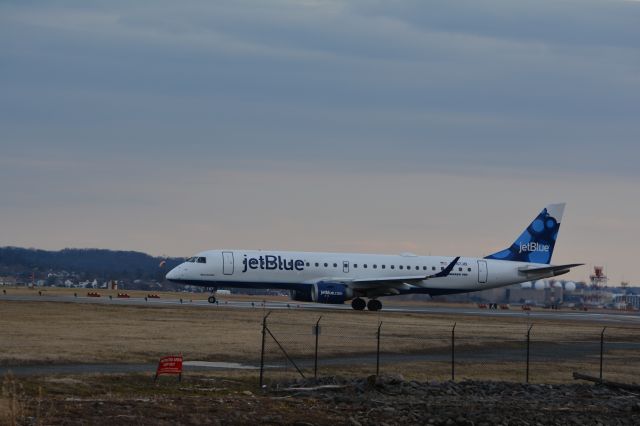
[242,255,305,273]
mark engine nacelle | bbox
[289,288,313,302]
[312,282,352,304]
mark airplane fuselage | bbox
[167,249,551,295]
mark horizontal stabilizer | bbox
[518,263,583,277]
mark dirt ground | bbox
[2,372,639,426]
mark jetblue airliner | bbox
[166,204,582,311]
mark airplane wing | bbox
[518,263,583,278]
[339,256,461,288]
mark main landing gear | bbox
[351,297,382,311]
[351,298,366,311]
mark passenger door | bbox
[477,260,488,284]
[222,251,234,275]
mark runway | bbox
[2,292,640,324]
[6,339,640,377]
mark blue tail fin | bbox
[485,203,565,264]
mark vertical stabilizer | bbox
[485,203,565,264]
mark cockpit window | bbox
[185,257,195,263]
[197,257,207,264]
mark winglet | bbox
[429,257,460,279]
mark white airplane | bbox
[166,203,582,311]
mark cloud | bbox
[2,1,639,172]
[0,0,639,282]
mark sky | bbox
[1,0,639,284]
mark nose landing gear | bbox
[207,287,218,304]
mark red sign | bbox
[155,355,183,381]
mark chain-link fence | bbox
[258,311,640,388]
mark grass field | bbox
[2,293,640,385]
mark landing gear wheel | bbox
[207,295,217,304]
[367,299,382,311]
[351,298,366,311]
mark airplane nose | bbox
[165,266,180,281]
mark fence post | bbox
[259,311,272,388]
[526,324,533,383]
[599,326,607,382]
[314,316,322,379]
[451,322,456,381]
[376,322,382,376]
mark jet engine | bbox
[312,282,353,304]
[289,288,313,302]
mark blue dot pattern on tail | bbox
[485,205,563,264]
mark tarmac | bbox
[2,292,640,324]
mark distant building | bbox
[0,276,17,286]
[613,294,640,310]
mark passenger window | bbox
[315,263,319,267]
[423,266,427,270]
[324,263,328,267]
[459,267,462,271]
[373,264,377,269]
[468,268,472,272]
[333,263,337,268]
[415,266,419,270]
[432,267,436,271]
[399,265,403,270]
[381,265,386,269]
[390,265,395,269]
[354,264,358,268]
[364,264,368,268]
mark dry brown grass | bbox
[1,374,26,426]
[0,300,267,365]
[2,298,638,367]
[1,285,290,303]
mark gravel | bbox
[273,375,640,425]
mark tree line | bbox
[0,247,183,281]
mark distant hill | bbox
[0,247,183,280]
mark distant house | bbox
[0,276,17,286]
